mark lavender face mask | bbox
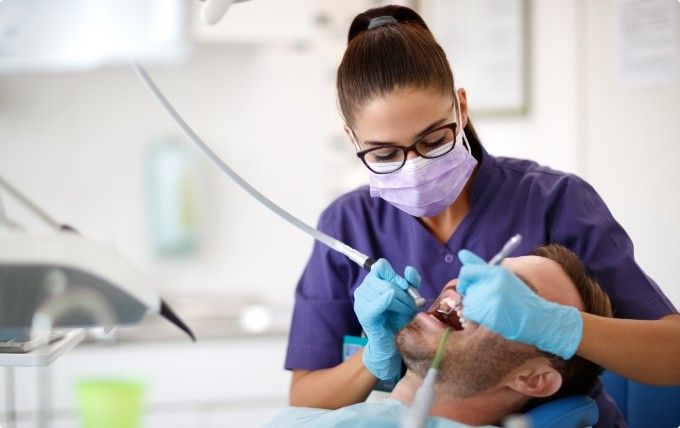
[368,131,477,217]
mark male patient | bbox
[267,245,613,427]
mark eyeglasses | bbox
[355,122,458,174]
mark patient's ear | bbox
[504,358,562,398]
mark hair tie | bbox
[368,16,398,30]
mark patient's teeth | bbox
[437,297,458,314]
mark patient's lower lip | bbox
[417,313,446,331]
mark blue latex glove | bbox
[456,249,583,359]
[353,258,421,380]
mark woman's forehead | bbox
[352,87,454,142]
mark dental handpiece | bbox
[132,63,426,307]
[488,234,522,266]
[363,258,426,307]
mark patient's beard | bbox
[397,322,537,398]
[395,316,438,377]
[438,334,536,397]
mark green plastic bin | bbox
[76,379,145,428]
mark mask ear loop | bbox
[453,86,472,155]
[347,127,362,152]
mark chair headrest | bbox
[523,395,598,428]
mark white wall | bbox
[472,0,581,174]
[579,0,680,308]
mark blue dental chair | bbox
[525,371,680,427]
[600,371,680,428]
[524,395,599,427]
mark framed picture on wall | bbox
[421,0,530,115]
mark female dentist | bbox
[285,6,680,426]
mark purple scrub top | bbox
[285,142,677,427]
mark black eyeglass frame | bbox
[355,122,459,174]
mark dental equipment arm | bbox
[0,175,61,230]
[0,175,194,342]
[0,231,195,342]
[132,63,426,308]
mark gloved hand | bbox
[456,249,583,359]
[354,258,421,380]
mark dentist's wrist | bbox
[534,304,584,359]
[363,342,400,380]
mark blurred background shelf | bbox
[0,330,85,367]
[1,330,290,427]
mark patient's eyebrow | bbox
[515,272,538,293]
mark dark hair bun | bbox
[337,4,454,128]
[347,5,432,43]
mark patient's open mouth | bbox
[427,298,463,331]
